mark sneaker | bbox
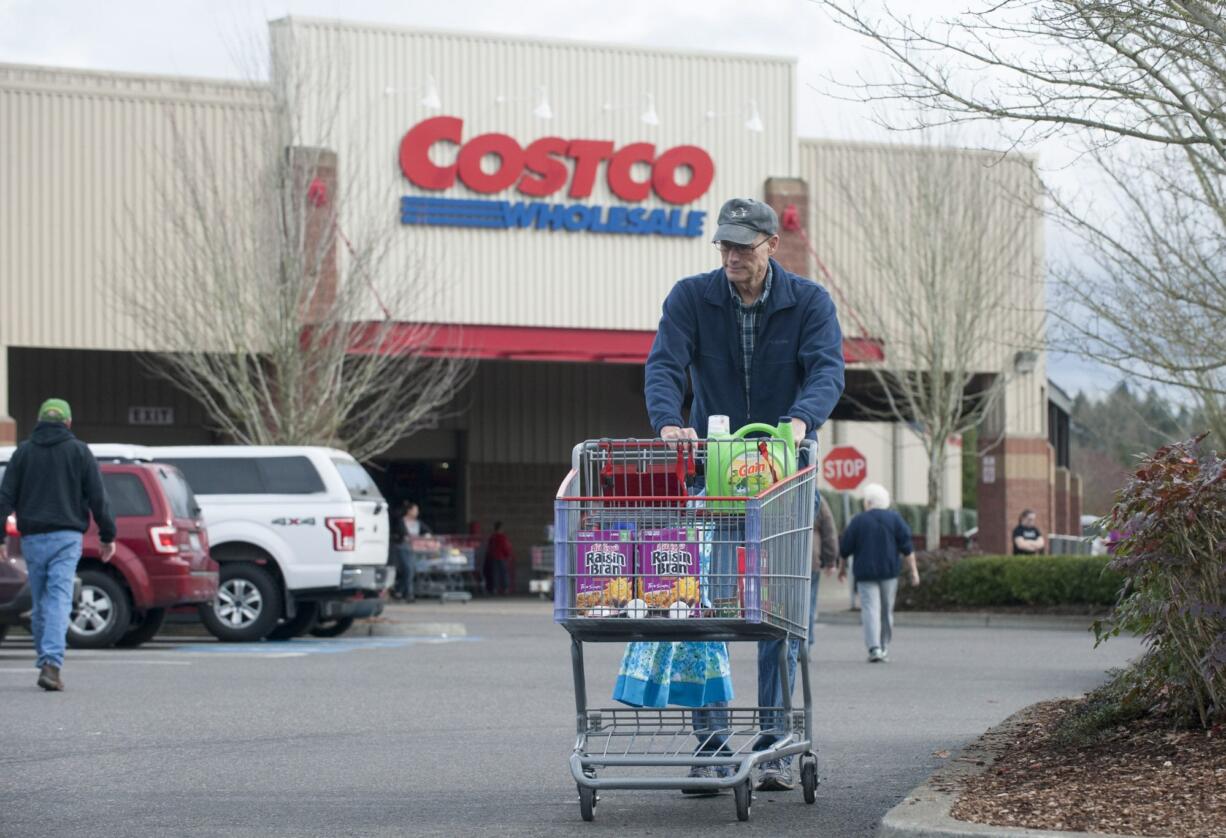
[880,646,889,661]
[37,664,63,691]
[756,759,795,792]
[682,764,725,796]
[868,647,884,663]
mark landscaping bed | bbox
[950,697,1226,837]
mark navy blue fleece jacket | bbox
[644,258,845,439]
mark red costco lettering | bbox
[398,116,462,190]
[652,145,714,205]
[519,137,569,197]
[567,140,615,199]
[398,116,715,205]
[456,132,523,193]
[607,142,655,202]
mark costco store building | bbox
[0,18,1074,573]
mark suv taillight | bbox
[149,525,179,555]
[325,517,356,551]
[5,514,18,538]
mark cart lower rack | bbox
[554,438,820,822]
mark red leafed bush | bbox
[1096,435,1226,727]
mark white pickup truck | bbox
[97,445,392,641]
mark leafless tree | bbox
[124,27,472,461]
[816,0,1226,444]
[817,139,1044,548]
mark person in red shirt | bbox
[484,521,514,595]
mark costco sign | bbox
[398,116,713,237]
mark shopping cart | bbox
[554,438,819,822]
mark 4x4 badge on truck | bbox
[271,517,317,526]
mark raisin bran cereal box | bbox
[574,530,634,616]
[636,527,701,615]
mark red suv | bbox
[2,460,218,648]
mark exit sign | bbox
[128,406,174,426]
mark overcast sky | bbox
[0,0,1114,398]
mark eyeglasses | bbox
[714,238,771,256]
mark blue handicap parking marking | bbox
[171,636,481,656]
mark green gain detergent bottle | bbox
[705,417,797,507]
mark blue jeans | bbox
[693,702,731,753]
[756,636,800,758]
[391,543,414,600]
[22,531,83,670]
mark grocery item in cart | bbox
[637,527,700,615]
[574,529,635,615]
[705,419,797,506]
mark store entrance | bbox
[370,459,463,536]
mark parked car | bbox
[0,448,217,648]
[136,445,392,642]
[1,523,86,641]
[0,546,29,645]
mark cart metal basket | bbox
[411,536,474,602]
[554,438,820,822]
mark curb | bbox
[878,707,1139,838]
[355,619,467,638]
[817,611,1098,632]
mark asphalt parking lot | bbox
[0,600,1142,838]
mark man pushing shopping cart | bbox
[553,197,845,822]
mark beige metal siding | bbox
[801,139,1046,436]
[0,64,269,353]
[273,18,797,331]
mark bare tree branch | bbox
[121,28,473,462]
[818,138,1044,547]
[815,0,1226,445]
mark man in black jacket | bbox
[0,399,115,691]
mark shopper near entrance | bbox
[643,197,845,793]
[0,399,116,691]
[484,521,514,595]
[1012,509,1045,555]
[837,483,919,663]
[389,501,429,602]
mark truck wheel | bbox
[68,569,132,649]
[267,601,320,641]
[200,562,282,642]
[309,617,355,637]
[116,608,167,648]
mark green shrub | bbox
[1095,436,1226,728]
[895,552,1124,609]
[894,548,964,610]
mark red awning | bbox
[346,323,883,365]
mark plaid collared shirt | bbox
[728,263,773,410]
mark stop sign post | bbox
[823,445,867,491]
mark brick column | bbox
[977,436,1053,554]
[763,177,810,277]
[290,147,339,323]
[0,345,14,444]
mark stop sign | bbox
[823,446,867,491]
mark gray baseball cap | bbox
[712,198,779,245]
